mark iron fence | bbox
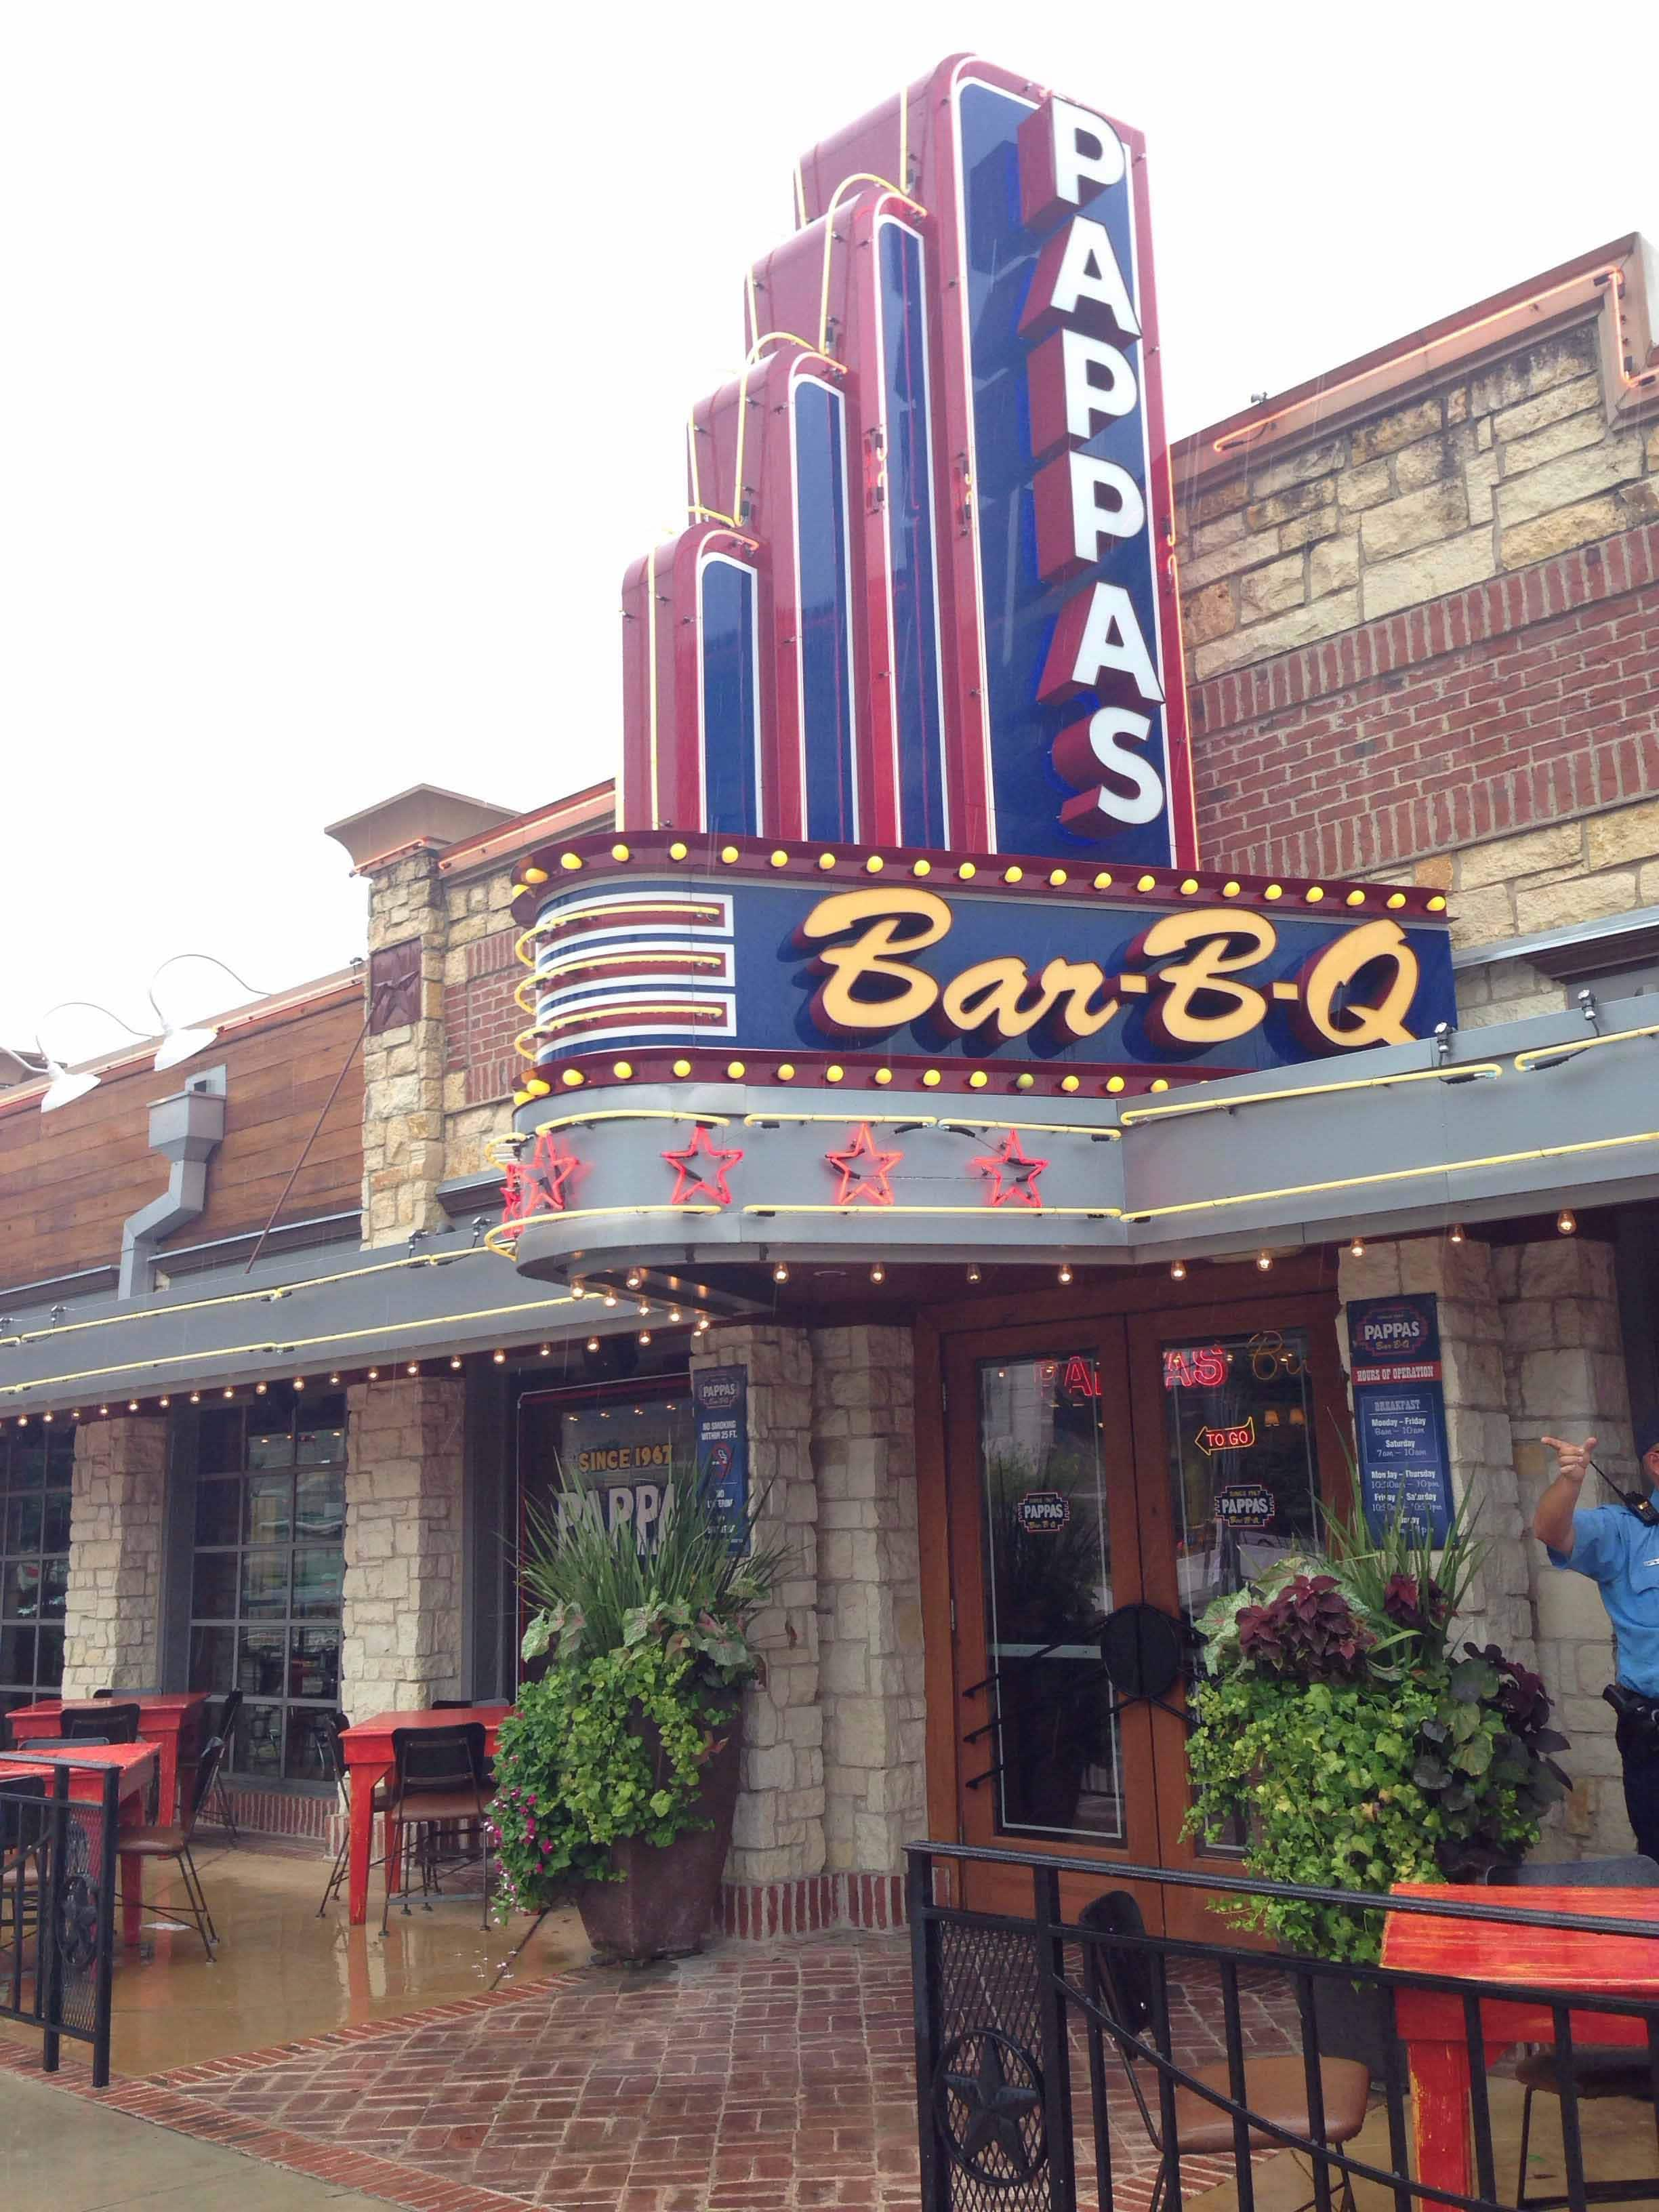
[908,1842,1659,2212]
[0,1761,119,2086]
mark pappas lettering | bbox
[1016,1490,1071,1532]
[800,889,1419,1054]
[1164,1345,1229,1391]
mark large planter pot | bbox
[1309,1967,1395,2083]
[575,1716,743,1965]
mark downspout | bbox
[119,1072,227,1298]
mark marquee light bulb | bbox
[966,1264,981,1284]
[1057,1263,1073,1286]
[329,1372,340,1385]
[407,1362,419,1374]
[493,1349,506,1364]
[773,1262,789,1283]
[255,1381,267,1395]
[637,1301,651,1317]
[603,1293,617,1308]
[1169,1259,1187,1282]
[1448,1223,1466,1244]
[367,1368,378,1380]
[190,1391,201,1404]
[451,1356,463,1370]
[1557,1209,1577,1235]
[668,1308,682,1324]
[1349,1233,1366,1258]
[1256,1250,1273,1271]
[626,1269,643,1290]
[158,1397,169,1408]
[539,1343,552,1357]
[293,1377,305,1391]
[639,1330,653,1345]
[870,1263,886,1284]
[586,1336,600,1353]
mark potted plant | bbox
[1186,1505,1571,2066]
[490,1464,787,1963]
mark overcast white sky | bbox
[3,3,1656,1061]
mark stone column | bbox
[1336,1236,1534,1662]
[340,1375,466,1717]
[61,1416,167,1697]
[1499,1237,1637,1855]
[691,1324,823,1893]
[811,1324,926,1904]
[360,849,449,1248]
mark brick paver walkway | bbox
[4,1929,1306,2211]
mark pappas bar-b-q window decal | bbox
[619,58,1193,866]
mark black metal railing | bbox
[0,1762,119,2087]
[909,1841,1659,2212]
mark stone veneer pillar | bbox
[61,1415,168,1698]
[340,1375,466,1718]
[691,1324,823,1898]
[811,1325,926,1881]
[1499,1237,1637,1855]
[360,848,449,1248]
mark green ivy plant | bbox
[489,1461,788,1919]
[1186,1501,1570,1963]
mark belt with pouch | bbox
[1604,1682,1659,1736]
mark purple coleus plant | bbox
[1236,1574,1375,1681]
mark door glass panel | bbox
[977,1352,1120,1842]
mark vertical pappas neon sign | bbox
[618,58,1196,869]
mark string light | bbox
[1057,1263,1073,1285]
[626,1269,643,1290]
[870,1263,886,1284]
[636,1301,651,1317]
[367,1368,378,1380]
[158,1396,169,1408]
[966,1264,981,1284]
[99,1405,108,1416]
[1448,1223,1466,1245]
[1349,1233,1366,1258]
[255,1382,268,1395]
[406,1362,419,1374]
[695,1316,710,1334]
[223,1387,234,1398]
[1557,1209,1578,1235]
[667,1309,682,1324]
[1256,1251,1274,1271]
[493,1349,506,1364]
[773,1262,789,1283]
[571,1278,585,1298]
[451,1356,464,1370]
[1169,1259,1187,1282]
[586,1336,600,1352]
[539,1343,552,1357]
[639,1330,653,1345]
[329,1372,340,1384]
[602,1293,618,1308]
[293,1376,305,1391]
[189,1391,200,1404]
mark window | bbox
[0,1427,72,1714]
[185,1393,346,1783]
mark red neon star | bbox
[970,1129,1048,1210]
[662,1124,744,1206]
[504,1130,579,1221]
[824,1122,903,1206]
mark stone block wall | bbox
[1338,1232,1639,1858]
[1498,1237,1637,1855]
[1178,319,1656,684]
[340,1374,466,1718]
[362,850,449,1246]
[61,1415,167,1697]
[810,1325,927,1875]
[691,1324,824,1886]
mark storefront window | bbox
[185,1393,346,1782]
[0,1427,72,1714]
[1163,1324,1321,1630]
[977,1353,1122,1843]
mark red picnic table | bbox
[0,1743,160,1948]
[338,1704,510,1926]
[8,1694,207,1828]
[1383,1882,1659,2203]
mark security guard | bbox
[1535,1414,1659,1861]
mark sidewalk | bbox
[0,2066,394,2211]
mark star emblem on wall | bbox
[970,1129,1048,1210]
[662,1124,744,1206]
[503,1130,579,1221]
[824,1123,903,1206]
[935,2032,1045,2183]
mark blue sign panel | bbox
[878,219,949,850]
[699,554,760,835]
[693,1364,749,1552]
[794,379,858,844]
[1349,1293,1455,1543]
[530,869,1458,1082]
[958,79,1183,867]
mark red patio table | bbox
[1383,1882,1659,2203]
[0,1743,160,1948]
[8,1693,207,1828]
[339,1704,510,1926]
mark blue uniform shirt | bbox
[1549,1504,1659,1696]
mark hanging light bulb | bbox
[602,1292,618,1309]
[639,1330,653,1345]
[367,1368,379,1380]
[570,1278,585,1298]
[539,1343,552,1357]
[406,1361,419,1374]
[626,1269,643,1290]
[636,1300,650,1317]
[586,1336,600,1353]
[1448,1223,1466,1245]
[1057,1263,1073,1285]
[1169,1259,1187,1282]
[695,1315,710,1333]
[492,1349,506,1364]
[1349,1233,1366,1259]
[157,1397,169,1409]
[1256,1250,1273,1271]
[1557,1208,1577,1235]
[773,1261,789,1283]
[667,1308,682,1324]
[293,1377,305,1391]
[189,1391,201,1404]
[255,1381,267,1395]
[870,1263,886,1284]
[450,1355,463,1370]
[329,1372,340,1385]
[966,1263,982,1284]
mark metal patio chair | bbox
[0,1773,47,1960]
[1489,1857,1659,2209]
[1077,1891,1368,2212]
[313,1711,387,1917]
[61,1703,139,1744]
[203,1689,243,1844]
[381,1723,495,1933]
[119,1734,227,1960]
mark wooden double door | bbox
[935,1288,1349,1936]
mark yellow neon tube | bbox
[527,1109,731,1133]
[1513,1021,1659,1073]
[1119,1061,1506,1128]
[741,1203,1122,1221]
[816,173,926,352]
